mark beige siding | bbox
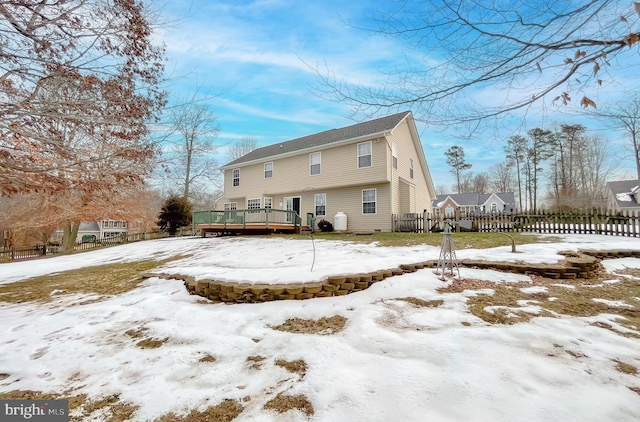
[218,115,433,232]
[310,184,391,232]
[223,137,389,200]
[386,119,434,214]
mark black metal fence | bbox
[392,209,640,237]
[0,230,187,262]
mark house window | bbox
[310,152,321,175]
[224,202,237,211]
[362,189,376,214]
[409,158,414,179]
[392,144,397,169]
[102,220,108,228]
[263,197,273,209]
[122,221,127,228]
[491,202,498,213]
[315,193,326,216]
[358,141,372,168]
[248,198,261,209]
[232,169,240,186]
[445,205,454,216]
[264,162,273,179]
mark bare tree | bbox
[458,172,474,193]
[548,124,586,209]
[0,0,165,195]
[590,95,640,179]
[472,172,491,194]
[435,184,449,195]
[489,162,515,193]
[504,136,528,209]
[524,128,554,212]
[445,145,472,193]
[573,135,614,209]
[162,103,220,201]
[317,1,640,125]
[225,136,259,163]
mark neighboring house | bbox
[53,220,129,243]
[218,111,436,232]
[606,180,640,212]
[432,192,517,218]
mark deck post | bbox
[265,208,269,229]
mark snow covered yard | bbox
[1,234,639,421]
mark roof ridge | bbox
[223,111,412,167]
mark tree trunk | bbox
[62,221,81,252]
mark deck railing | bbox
[193,208,302,231]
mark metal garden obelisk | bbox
[435,219,460,281]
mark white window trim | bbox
[247,198,261,209]
[409,158,414,179]
[310,152,321,176]
[263,197,273,209]
[224,202,237,211]
[392,144,398,170]
[357,141,372,169]
[362,188,377,215]
[232,168,240,187]
[315,193,326,216]
[264,162,273,179]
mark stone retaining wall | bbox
[158,249,640,304]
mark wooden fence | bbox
[0,230,184,263]
[392,209,640,237]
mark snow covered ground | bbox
[1,234,639,421]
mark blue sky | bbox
[156,0,640,190]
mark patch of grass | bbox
[614,360,638,375]
[0,391,136,422]
[275,359,307,378]
[263,393,314,417]
[271,315,347,335]
[246,355,266,369]
[83,394,120,414]
[198,353,216,363]
[441,275,640,336]
[155,399,244,422]
[0,257,185,304]
[125,327,148,339]
[265,232,558,248]
[396,297,444,308]
[135,337,167,349]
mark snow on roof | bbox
[616,193,633,202]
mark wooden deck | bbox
[193,209,305,236]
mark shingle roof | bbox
[479,192,516,205]
[432,193,479,207]
[222,111,412,168]
[432,192,516,208]
[607,179,640,207]
[78,222,100,232]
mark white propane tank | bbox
[334,212,347,231]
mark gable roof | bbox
[222,111,412,169]
[432,193,479,208]
[479,192,516,205]
[607,179,640,208]
[432,192,516,208]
